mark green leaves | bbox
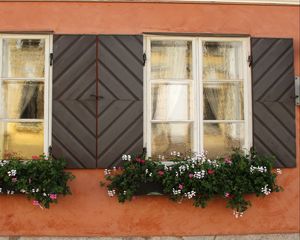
[0,156,75,208]
[102,149,283,215]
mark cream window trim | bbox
[144,35,252,158]
[0,33,52,158]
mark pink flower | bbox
[178,184,184,190]
[136,158,145,164]
[49,194,57,200]
[224,157,232,165]
[225,192,230,198]
[189,173,194,179]
[158,170,164,176]
[207,169,215,175]
[12,177,17,183]
[33,200,39,206]
[32,155,40,160]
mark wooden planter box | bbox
[135,182,164,196]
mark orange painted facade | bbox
[0,2,299,236]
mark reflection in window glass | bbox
[2,39,45,78]
[203,41,243,81]
[151,123,193,158]
[203,83,244,120]
[151,40,192,79]
[0,122,44,159]
[204,123,244,158]
[152,84,192,120]
[1,81,44,119]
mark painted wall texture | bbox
[0,2,299,237]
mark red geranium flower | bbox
[207,169,215,175]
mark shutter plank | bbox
[97,35,143,168]
[52,35,97,168]
[251,38,296,167]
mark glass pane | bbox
[0,122,44,159]
[2,39,45,78]
[1,81,44,119]
[203,41,243,81]
[204,123,244,158]
[151,40,192,79]
[151,123,192,158]
[152,84,192,120]
[203,83,244,120]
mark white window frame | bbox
[0,33,53,157]
[144,35,252,157]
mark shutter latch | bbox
[50,53,54,66]
[143,53,147,66]
[247,55,253,67]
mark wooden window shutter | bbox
[52,35,97,168]
[97,35,144,168]
[251,38,296,167]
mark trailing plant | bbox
[0,154,75,208]
[102,149,283,218]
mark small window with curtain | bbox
[0,34,51,159]
[145,36,252,159]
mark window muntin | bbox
[145,36,251,159]
[0,34,51,159]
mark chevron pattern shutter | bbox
[251,38,296,167]
[52,35,97,168]
[97,35,144,168]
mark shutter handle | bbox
[90,94,104,100]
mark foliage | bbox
[102,149,283,217]
[0,154,75,208]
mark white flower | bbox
[107,189,116,197]
[0,188,2,193]
[194,170,206,179]
[250,165,267,174]
[261,184,271,196]
[172,188,181,195]
[149,172,153,177]
[276,168,282,175]
[104,169,111,176]
[233,210,244,218]
[7,169,17,177]
[123,190,127,195]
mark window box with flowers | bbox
[101,149,283,218]
[0,153,75,208]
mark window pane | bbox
[151,40,192,79]
[203,41,243,81]
[151,123,192,158]
[1,81,44,119]
[2,39,45,78]
[0,122,44,159]
[204,123,244,158]
[203,82,244,120]
[152,84,192,120]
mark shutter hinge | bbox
[50,53,54,66]
[143,53,147,66]
[48,145,53,157]
[247,55,253,67]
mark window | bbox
[145,36,252,159]
[0,34,52,159]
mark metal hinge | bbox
[50,53,54,66]
[247,55,253,67]
[143,53,147,66]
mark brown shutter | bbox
[97,35,144,168]
[251,38,296,167]
[52,35,97,168]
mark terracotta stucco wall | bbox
[0,2,299,236]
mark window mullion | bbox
[198,38,204,154]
